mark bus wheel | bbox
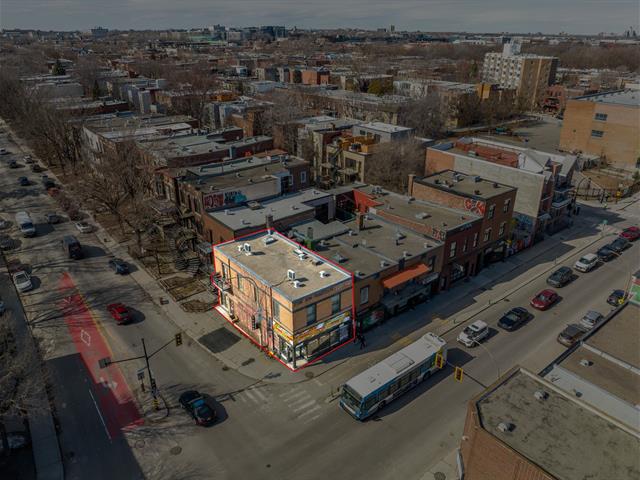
[378,401,386,411]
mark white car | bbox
[580,310,603,330]
[75,222,93,233]
[457,320,490,347]
[13,271,33,292]
[23,155,34,163]
[574,253,598,273]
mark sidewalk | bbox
[419,449,461,480]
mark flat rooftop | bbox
[585,302,639,370]
[356,122,413,134]
[576,90,640,107]
[147,134,272,159]
[417,170,516,199]
[185,154,303,179]
[215,231,351,302]
[477,368,640,480]
[84,114,195,132]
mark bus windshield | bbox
[341,385,362,410]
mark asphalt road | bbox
[1,122,638,480]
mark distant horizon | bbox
[1,0,638,36]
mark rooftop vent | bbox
[579,359,593,367]
[293,248,305,256]
[403,250,410,257]
[493,182,499,188]
[533,390,548,401]
[319,270,329,278]
[297,252,307,260]
[292,280,302,288]
[396,230,406,240]
[434,179,440,185]
[473,175,481,183]
[243,242,252,255]
[497,422,514,433]
[474,189,481,195]
[380,260,388,267]
[287,269,296,280]
[407,196,415,203]
[415,212,429,220]
[224,209,232,215]
[262,235,276,245]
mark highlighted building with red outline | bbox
[212,229,354,371]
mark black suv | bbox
[546,266,573,288]
[498,307,532,331]
[607,237,630,254]
[597,246,617,262]
[179,390,216,426]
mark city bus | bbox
[340,332,447,420]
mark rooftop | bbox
[586,302,639,369]
[356,122,413,134]
[477,368,640,480]
[214,230,351,302]
[575,89,640,107]
[185,153,304,179]
[417,170,516,199]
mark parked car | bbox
[75,222,93,233]
[12,271,33,292]
[30,164,43,173]
[0,148,9,155]
[0,217,8,229]
[9,160,18,168]
[457,320,490,347]
[557,324,588,347]
[546,266,573,288]
[107,303,132,325]
[0,297,5,315]
[108,258,130,275]
[497,307,531,331]
[574,253,598,273]
[607,289,626,307]
[46,213,61,224]
[179,390,216,426]
[0,235,14,251]
[607,237,630,254]
[43,179,55,189]
[580,310,603,330]
[530,289,559,310]
[18,176,29,186]
[23,155,33,163]
[596,246,617,262]
[620,226,640,242]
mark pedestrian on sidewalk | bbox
[359,334,366,350]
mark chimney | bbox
[407,173,416,196]
[307,226,314,240]
[356,211,365,231]
[265,214,274,228]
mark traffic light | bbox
[435,352,445,369]
[175,332,183,346]
[454,367,464,383]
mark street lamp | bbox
[473,338,501,381]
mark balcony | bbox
[211,274,232,293]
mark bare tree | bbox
[400,94,447,138]
[365,139,424,193]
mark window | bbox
[427,256,436,271]
[499,222,506,236]
[488,204,496,219]
[473,232,479,248]
[484,228,492,242]
[331,294,341,314]
[360,286,369,305]
[449,241,457,258]
[272,299,281,321]
[306,304,317,326]
[594,113,608,121]
[236,275,243,292]
[503,198,511,213]
[300,171,307,184]
[591,130,604,138]
[462,238,468,253]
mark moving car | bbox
[530,289,559,310]
[0,148,9,155]
[108,258,130,274]
[546,266,573,288]
[107,303,132,325]
[607,289,626,307]
[9,160,18,168]
[457,320,490,347]
[596,246,616,262]
[497,307,531,331]
[580,310,603,330]
[75,222,93,233]
[574,253,598,273]
[46,213,61,224]
[557,324,588,347]
[607,237,630,254]
[620,226,640,241]
[12,271,33,292]
[18,176,29,186]
[179,390,216,426]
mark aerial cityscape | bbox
[0,2,639,480]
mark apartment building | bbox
[559,90,640,169]
[482,42,558,110]
[212,230,354,370]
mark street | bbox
[1,122,639,480]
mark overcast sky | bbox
[1,0,638,34]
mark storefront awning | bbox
[382,263,429,289]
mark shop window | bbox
[331,294,341,314]
[488,204,496,219]
[360,286,369,305]
[306,303,317,325]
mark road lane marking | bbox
[280,389,307,400]
[88,388,112,442]
[291,400,315,412]
[287,394,314,408]
[250,388,267,402]
[297,404,322,418]
[243,389,258,403]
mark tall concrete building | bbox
[482,43,558,111]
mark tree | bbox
[400,94,447,139]
[455,94,483,127]
[365,139,424,193]
[52,58,66,76]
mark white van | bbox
[15,211,36,237]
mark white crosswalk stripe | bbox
[292,399,315,412]
[278,387,325,424]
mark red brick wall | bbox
[425,149,456,175]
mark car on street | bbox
[0,217,8,229]
[574,253,598,273]
[75,222,93,233]
[620,226,640,241]
[179,390,216,426]
[12,271,33,292]
[546,266,573,288]
[46,213,61,224]
[106,303,133,325]
[0,298,5,315]
[18,176,29,186]
[557,324,588,347]
[497,307,532,331]
[457,320,490,347]
[530,289,559,310]
[43,178,55,189]
[596,246,617,262]
[607,237,630,254]
[30,164,43,173]
[9,160,18,168]
[580,310,603,330]
[23,155,33,163]
[0,235,14,251]
[108,258,130,274]
[607,289,626,307]
[0,148,9,155]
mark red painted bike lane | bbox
[58,272,142,439]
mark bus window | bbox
[364,395,377,411]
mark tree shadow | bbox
[82,245,107,258]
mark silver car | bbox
[580,310,603,330]
[12,271,33,292]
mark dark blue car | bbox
[108,258,130,274]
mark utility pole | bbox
[141,338,159,410]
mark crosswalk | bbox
[234,384,324,424]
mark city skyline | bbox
[2,0,639,34]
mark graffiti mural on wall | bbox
[463,198,486,216]
[203,190,247,210]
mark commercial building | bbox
[212,230,354,370]
[482,42,558,110]
[559,90,640,169]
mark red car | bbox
[530,289,559,310]
[620,226,640,241]
[107,303,132,325]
